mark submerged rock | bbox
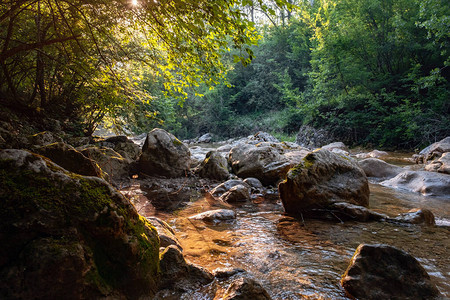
[341,244,440,300]
[223,277,272,300]
[189,209,236,223]
[138,128,190,177]
[381,170,450,197]
[279,149,369,217]
[0,149,159,299]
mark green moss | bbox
[1,154,160,294]
[172,138,183,146]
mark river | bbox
[124,152,450,299]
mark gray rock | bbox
[228,143,291,186]
[80,147,131,184]
[197,133,213,143]
[223,277,272,300]
[341,244,440,300]
[279,149,369,218]
[210,179,250,197]
[248,131,280,144]
[321,141,348,152]
[381,170,450,197]
[394,208,436,225]
[358,158,403,179]
[419,136,450,161]
[138,128,190,177]
[189,209,236,223]
[220,185,251,203]
[243,177,264,191]
[195,150,229,180]
[330,202,388,222]
[213,267,245,279]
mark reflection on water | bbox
[124,151,450,299]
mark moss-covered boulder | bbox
[279,149,369,218]
[0,149,160,299]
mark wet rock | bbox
[189,145,214,168]
[425,152,450,174]
[355,149,389,159]
[104,135,129,144]
[210,179,250,197]
[195,150,230,181]
[146,217,182,250]
[159,245,214,291]
[220,185,251,203]
[80,146,131,184]
[197,133,213,143]
[358,158,403,179]
[381,170,450,197]
[213,267,245,279]
[223,277,272,300]
[35,142,101,177]
[138,128,190,177]
[229,143,291,186]
[279,149,369,217]
[189,209,236,223]
[341,244,441,300]
[394,208,436,225]
[295,124,334,149]
[243,177,264,192]
[330,202,388,222]
[0,149,159,299]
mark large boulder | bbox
[0,149,160,299]
[195,150,229,180]
[279,149,369,217]
[35,142,102,177]
[341,244,440,300]
[380,170,450,197]
[228,143,291,186]
[358,158,403,179]
[138,128,190,177]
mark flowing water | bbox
[124,153,450,299]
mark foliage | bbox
[0,0,289,134]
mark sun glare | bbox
[131,0,138,6]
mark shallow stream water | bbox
[124,152,450,299]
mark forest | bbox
[0,0,449,149]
